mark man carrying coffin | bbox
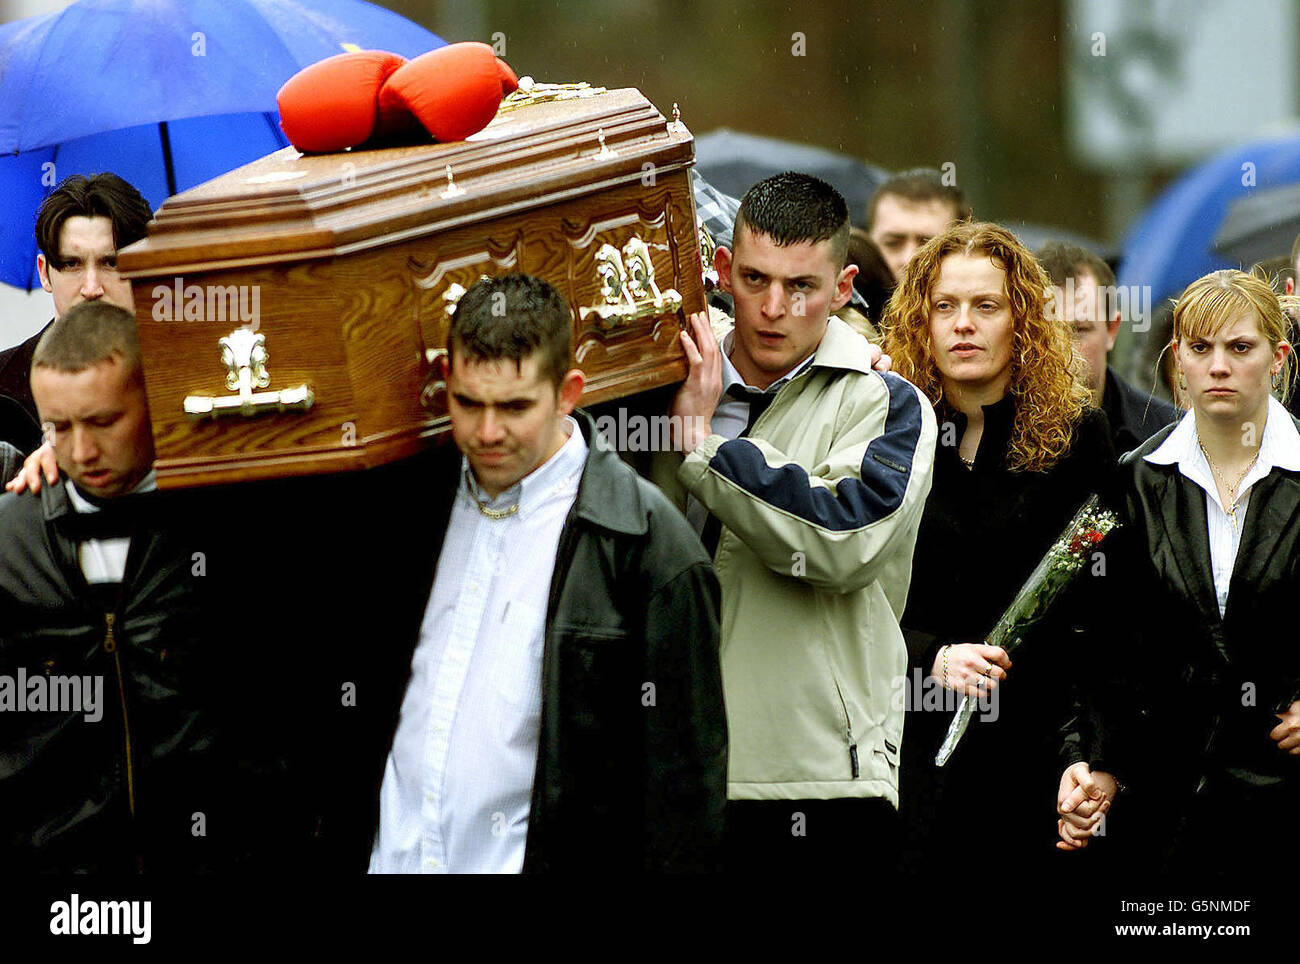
[367,274,727,873]
[0,301,238,873]
[0,174,152,455]
[660,173,937,872]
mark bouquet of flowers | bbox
[934,494,1121,766]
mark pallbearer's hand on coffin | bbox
[670,312,723,455]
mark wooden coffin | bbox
[118,87,705,489]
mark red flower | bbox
[1067,530,1105,555]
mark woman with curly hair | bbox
[881,221,1115,877]
[1058,269,1300,879]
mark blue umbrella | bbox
[1116,131,1300,307]
[0,0,444,290]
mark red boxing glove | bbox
[379,42,519,143]
[277,50,409,153]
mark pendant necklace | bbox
[1196,434,1260,531]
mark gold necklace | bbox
[474,500,519,520]
[1196,434,1259,526]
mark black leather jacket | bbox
[1075,420,1300,795]
[369,411,729,872]
[0,481,231,873]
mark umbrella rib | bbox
[262,111,288,149]
[158,121,177,198]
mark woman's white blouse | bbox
[1144,396,1300,617]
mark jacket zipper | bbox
[754,369,856,776]
[103,611,137,818]
[829,675,858,779]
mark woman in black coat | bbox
[882,222,1115,878]
[1059,269,1300,879]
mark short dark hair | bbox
[35,173,152,264]
[447,274,573,387]
[1036,240,1117,318]
[866,168,971,232]
[1289,229,1300,273]
[734,172,851,268]
[32,301,142,381]
[847,227,895,326]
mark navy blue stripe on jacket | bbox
[707,371,925,532]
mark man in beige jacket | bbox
[661,172,937,873]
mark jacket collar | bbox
[808,316,878,376]
[1134,402,1300,628]
[1143,462,1222,630]
[569,409,648,536]
[939,392,1017,467]
[1144,396,1300,493]
[40,476,75,525]
[711,315,879,384]
[1104,366,1179,449]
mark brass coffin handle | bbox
[183,328,314,419]
[579,237,682,330]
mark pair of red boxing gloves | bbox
[277,41,519,154]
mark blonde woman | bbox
[1059,269,1300,878]
[882,222,1115,876]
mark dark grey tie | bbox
[700,385,778,555]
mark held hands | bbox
[5,441,58,494]
[931,643,1011,700]
[1056,762,1117,851]
[1269,700,1300,756]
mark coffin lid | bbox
[117,87,693,277]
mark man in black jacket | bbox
[1038,241,1181,454]
[0,173,151,455]
[367,274,727,873]
[0,301,244,873]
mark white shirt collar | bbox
[1145,396,1300,494]
[720,330,816,395]
[66,468,158,514]
[461,415,586,517]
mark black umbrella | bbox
[1211,182,1300,268]
[1005,222,1118,269]
[694,129,889,224]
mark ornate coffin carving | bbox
[118,88,703,488]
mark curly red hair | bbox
[881,222,1090,473]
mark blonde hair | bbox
[1170,268,1298,404]
[881,221,1091,473]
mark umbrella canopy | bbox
[1002,222,1116,266]
[694,128,889,225]
[0,0,443,290]
[1211,181,1300,268]
[1117,130,1300,306]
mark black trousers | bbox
[723,797,900,875]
